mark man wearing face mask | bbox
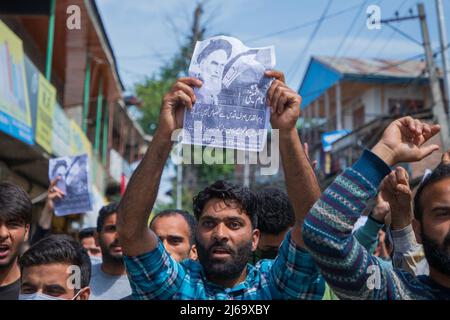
[19,235,91,300]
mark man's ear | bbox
[189,244,198,261]
[412,218,422,244]
[77,287,91,300]
[94,232,100,247]
[251,229,260,252]
[24,224,30,242]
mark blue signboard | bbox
[321,130,351,152]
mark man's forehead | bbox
[22,263,71,282]
[103,213,118,224]
[0,217,26,226]
[201,198,246,218]
[81,237,95,244]
[153,214,189,232]
[421,178,450,211]
[422,178,450,201]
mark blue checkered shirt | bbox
[123,231,325,300]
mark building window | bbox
[388,98,424,116]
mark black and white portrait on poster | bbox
[48,154,92,216]
[183,35,276,152]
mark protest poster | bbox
[48,154,93,216]
[183,35,275,152]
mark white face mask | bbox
[19,289,83,301]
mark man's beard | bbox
[100,240,123,264]
[422,227,450,276]
[196,236,252,282]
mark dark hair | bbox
[51,160,68,178]
[414,163,450,221]
[193,180,258,229]
[256,187,295,235]
[19,234,91,289]
[150,209,197,245]
[78,227,96,241]
[97,202,119,233]
[0,182,32,226]
[197,39,232,64]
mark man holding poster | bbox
[117,68,325,300]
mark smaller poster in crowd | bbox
[48,154,93,216]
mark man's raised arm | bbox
[117,77,202,257]
[302,117,440,299]
[266,70,321,248]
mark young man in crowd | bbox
[78,228,102,260]
[18,235,91,300]
[254,186,388,263]
[303,116,450,299]
[0,182,31,300]
[89,202,131,300]
[120,209,199,300]
[117,71,325,299]
[251,187,295,263]
[150,209,197,262]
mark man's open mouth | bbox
[0,244,10,258]
[210,247,232,256]
[111,245,122,253]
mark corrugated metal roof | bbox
[313,55,427,78]
[298,55,434,108]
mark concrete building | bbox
[0,0,148,233]
[298,56,445,187]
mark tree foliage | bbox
[135,3,236,210]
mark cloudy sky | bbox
[96,0,450,92]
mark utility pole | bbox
[380,3,449,149]
[190,3,204,48]
[436,0,450,113]
[418,3,449,149]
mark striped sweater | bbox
[302,150,450,300]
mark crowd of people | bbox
[0,70,449,300]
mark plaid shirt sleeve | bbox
[123,240,186,300]
[268,230,325,300]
